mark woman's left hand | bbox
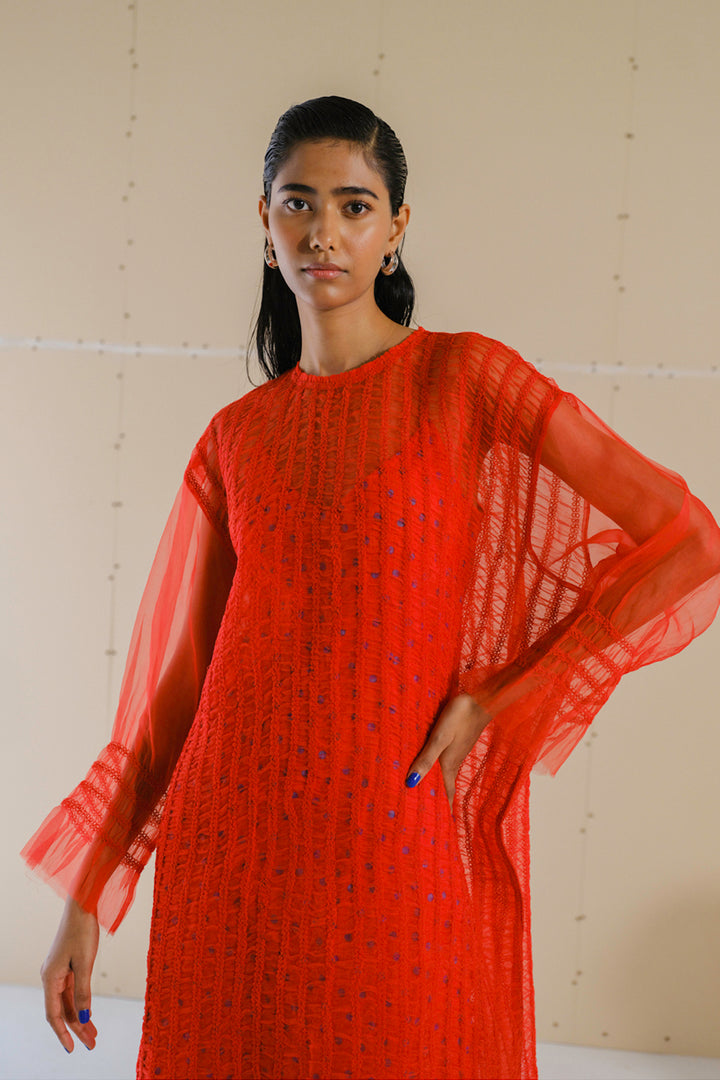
[404,693,492,809]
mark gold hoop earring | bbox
[381,250,399,276]
[264,245,278,269]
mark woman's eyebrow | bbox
[277,183,379,200]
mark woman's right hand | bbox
[41,896,99,1053]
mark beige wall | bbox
[2,0,719,1059]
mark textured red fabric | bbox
[22,329,720,1079]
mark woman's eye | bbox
[282,197,370,215]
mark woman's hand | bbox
[41,897,99,1053]
[405,693,492,809]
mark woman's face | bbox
[259,138,410,314]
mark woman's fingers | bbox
[41,897,100,1053]
[404,717,454,788]
[405,694,493,802]
[69,960,96,1048]
[63,978,97,1051]
[404,698,466,786]
[42,969,75,1053]
[41,964,97,1053]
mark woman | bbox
[23,95,720,1080]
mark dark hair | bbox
[248,95,415,381]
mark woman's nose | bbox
[308,205,337,250]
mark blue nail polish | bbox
[79,1009,90,1024]
[65,1047,71,1054]
[405,772,421,788]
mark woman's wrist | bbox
[63,895,99,924]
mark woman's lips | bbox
[303,266,344,279]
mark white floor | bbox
[1,985,718,1080]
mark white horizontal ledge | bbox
[535,360,720,380]
[1,336,718,380]
[0,336,245,360]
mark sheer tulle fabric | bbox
[21,478,236,932]
[21,329,720,1078]
[455,386,720,778]
[448,370,720,1075]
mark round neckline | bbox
[290,326,426,388]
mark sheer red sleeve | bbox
[455,344,720,777]
[20,420,236,933]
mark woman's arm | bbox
[22,477,237,933]
[540,398,720,636]
[407,391,720,791]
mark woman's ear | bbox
[389,202,410,246]
[258,196,270,238]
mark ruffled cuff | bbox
[21,741,165,933]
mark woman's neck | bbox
[296,303,409,377]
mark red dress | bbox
[22,329,720,1079]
